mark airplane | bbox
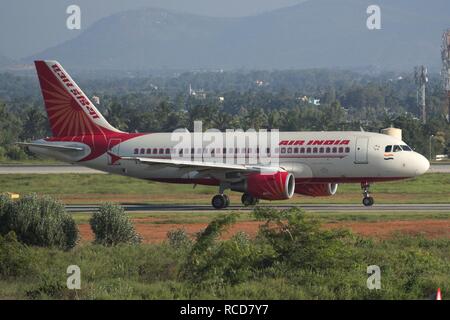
[20,60,430,209]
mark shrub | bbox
[90,202,142,246]
[0,194,78,250]
[5,145,27,160]
[253,207,353,271]
[181,213,262,286]
[0,231,34,277]
[167,228,192,249]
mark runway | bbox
[0,164,449,174]
[0,164,104,174]
[65,203,450,213]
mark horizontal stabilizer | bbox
[17,142,84,151]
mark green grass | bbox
[0,172,449,204]
[70,210,450,225]
[1,206,449,300]
[0,235,448,300]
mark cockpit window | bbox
[385,145,392,152]
[393,145,402,152]
[401,145,412,151]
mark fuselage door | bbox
[107,138,122,165]
[354,137,369,164]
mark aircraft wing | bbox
[121,156,275,173]
[17,142,85,151]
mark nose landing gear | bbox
[361,182,374,207]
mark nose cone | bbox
[414,153,430,176]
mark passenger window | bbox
[393,145,402,152]
[134,148,139,154]
[313,147,318,153]
[306,148,311,153]
[287,148,292,154]
[326,147,331,153]
[332,147,337,153]
[345,147,350,153]
[281,148,286,154]
[140,148,145,154]
[339,147,343,153]
[385,145,392,152]
[300,148,305,154]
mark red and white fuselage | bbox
[24,60,430,208]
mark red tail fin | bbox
[34,60,122,137]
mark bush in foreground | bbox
[0,193,78,250]
[90,202,142,246]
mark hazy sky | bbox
[0,0,307,59]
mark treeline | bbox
[0,69,449,160]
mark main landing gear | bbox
[361,182,374,207]
[211,194,230,209]
[241,193,259,206]
[211,183,260,209]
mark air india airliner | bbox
[20,61,430,209]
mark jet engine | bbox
[231,171,295,200]
[294,183,338,197]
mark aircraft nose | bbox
[414,153,430,176]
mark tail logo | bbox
[50,64,100,120]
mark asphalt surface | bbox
[0,164,449,174]
[0,164,104,174]
[65,203,450,213]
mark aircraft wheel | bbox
[362,196,374,207]
[212,194,227,209]
[241,193,257,206]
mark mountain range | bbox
[22,0,450,71]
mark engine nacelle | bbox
[294,183,338,197]
[231,171,295,200]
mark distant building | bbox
[297,95,320,105]
[189,84,206,99]
[92,96,100,104]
